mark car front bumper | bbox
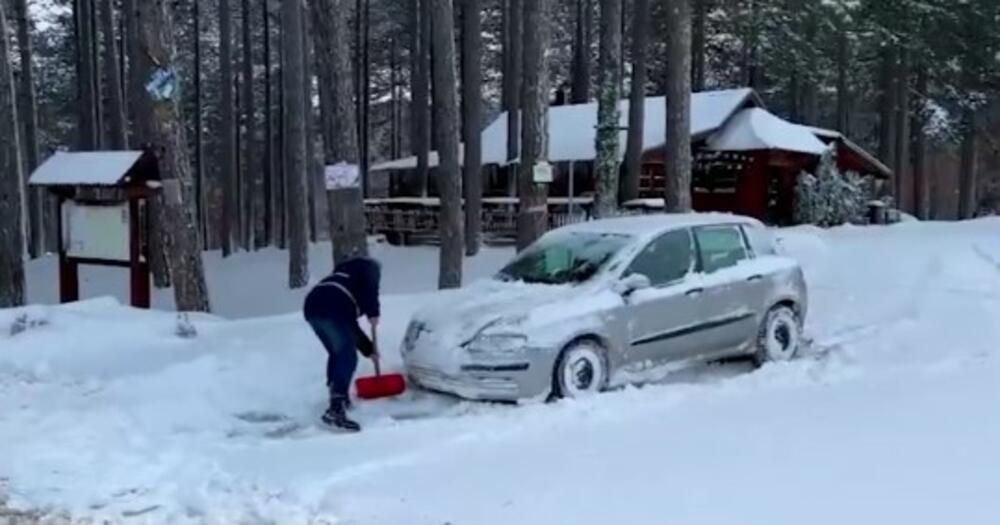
[405,352,555,402]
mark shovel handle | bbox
[371,322,380,376]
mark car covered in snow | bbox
[401,213,808,401]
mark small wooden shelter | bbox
[28,150,160,308]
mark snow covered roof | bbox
[795,124,893,177]
[705,108,829,155]
[371,88,758,171]
[560,212,762,237]
[29,151,148,186]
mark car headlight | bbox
[464,333,529,356]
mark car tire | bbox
[552,340,609,399]
[753,305,802,366]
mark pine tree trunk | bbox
[461,0,483,257]
[570,0,592,103]
[193,0,205,248]
[800,12,819,126]
[431,0,463,289]
[516,0,550,251]
[303,11,326,243]
[622,0,648,203]
[741,0,758,88]
[0,2,26,308]
[313,0,368,264]
[282,0,309,287]
[788,71,800,122]
[241,0,258,249]
[411,0,431,196]
[593,0,622,218]
[893,46,910,210]
[835,24,850,135]
[878,45,898,186]
[505,0,522,164]
[262,0,274,247]
[390,35,401,159]
[12,0,42,259]
[124,0,170,288]
[89,0,102,145]
[123,0,137,139]
[219,0,237,256]
[691,0,706,91]
[100,0,126,149]
[77,0,99,150]
[135,0,211,312]
[912,66,928,220]
[361,0,371,194]
[276,15,287,250]
[664,0,692,213]
[957,106,977,219]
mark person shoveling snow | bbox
[303,256,382,432]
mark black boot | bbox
[322,395,361,432]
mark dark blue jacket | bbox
[305,256,381,319]
[304,257,381,355]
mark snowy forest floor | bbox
[2,219,1000,524]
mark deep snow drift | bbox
[2,219,999,524]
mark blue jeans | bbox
[307,317,359,399]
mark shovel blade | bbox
[355,373,407,399]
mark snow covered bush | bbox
[3,307,49,337]
[795,149,874,227]
[175,313,198,339]
[977,179,1000,217]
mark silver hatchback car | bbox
[401,213,807,401]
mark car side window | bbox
[695,225,748,273]
[625,229,694,286]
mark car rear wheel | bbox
[753,305,801,366]
[552,341,608,399]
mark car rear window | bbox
[743,225,778,256]
[695,226,748,273]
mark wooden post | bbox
[129,196,151,308]
[568,160,575,217]
[56,196,79,303]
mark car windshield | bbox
[496,231,632,285]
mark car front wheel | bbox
[552,340,608,399]
[754,305,802,366]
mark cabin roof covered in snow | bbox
[558,212,763,237]
[29,151,150,186]
[795,124,893,177]
[705,108,829,155]
[371,88,760,171]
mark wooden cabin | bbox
[367,88,891,241]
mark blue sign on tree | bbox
[145,67,178,102]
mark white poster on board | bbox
[325,162,361,190]
[62,201,131,262]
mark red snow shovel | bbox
[354,328,406,400]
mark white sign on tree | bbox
[324,162,361,190]
[533,161,553,183]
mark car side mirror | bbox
[614,273,651,296]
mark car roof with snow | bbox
[558,213,763,238]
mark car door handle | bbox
[747,274,763,282]
[685,287,704,297]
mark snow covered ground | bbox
[2,219,1000,524]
